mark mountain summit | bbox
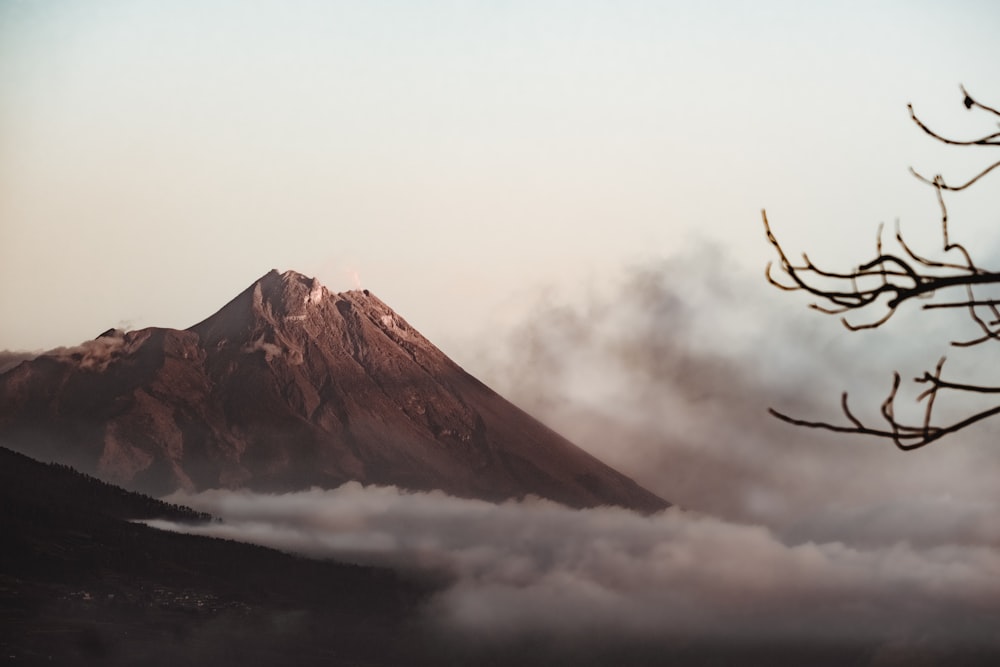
[0,270,667,512]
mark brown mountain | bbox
[0,269,666,512]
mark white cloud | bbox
[43,330,129,371]
[151,484,1000,654]
[473,248,1000,546]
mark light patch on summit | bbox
[381,315,396,329]
[305,280,324,305]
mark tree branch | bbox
[762,210,1000,332]
[765,84,1000,448]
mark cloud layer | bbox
[153,483,1000,661]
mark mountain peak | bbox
[189,269,337,346]
[255,271,401,334]
[261,268,326,303]
[262,269,380,311]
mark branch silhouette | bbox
[765,85,1000,449]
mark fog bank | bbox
[153,484,1000,657]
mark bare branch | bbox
[769,362,1000,451]
[961,84,1000,118]
[911,161,1000,192]
[761,209,1000,331]
[907,102,1000,146]
[923,300,1000,310]
[765,85,1000,448]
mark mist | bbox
[0,350,37,374]
[0,330,130,374]
[471,243,1000,546]
[152,483,1000,661]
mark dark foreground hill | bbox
[0,269,666,512]
[0,446,436,666]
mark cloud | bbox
[470,244,1000,545]
[151,484,1000,660]
[38,330,130,372]
[0,350,38,374]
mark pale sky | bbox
[1,0,999,357]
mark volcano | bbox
[0,270,666,512]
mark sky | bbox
[1,0,999,355]
[5,1,1000,657]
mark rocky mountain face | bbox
[0,270,666,512]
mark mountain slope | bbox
[0,270,667,512]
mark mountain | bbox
[0,269,666,512]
